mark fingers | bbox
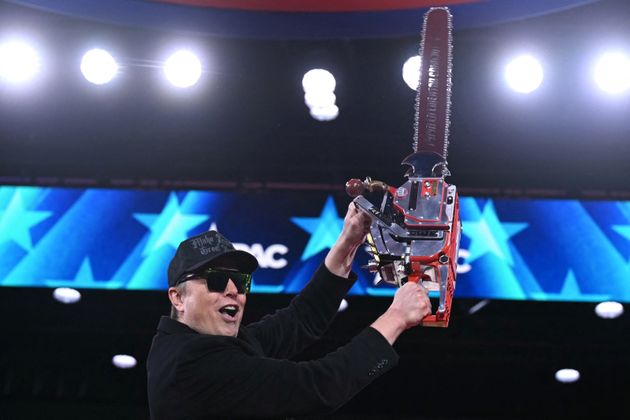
[418,285,432,318]
[357,212,371,233]
[342,202,371,237]
[393,282,433,326]
[344,202,359,221]
[418,282,429,296]
[352,203,371,228]
[401,281,426,293]
[420,294,432,318]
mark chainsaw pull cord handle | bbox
[345,177,389,198]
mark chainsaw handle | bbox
[345,177,389,198]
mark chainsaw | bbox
[346,7,461,327]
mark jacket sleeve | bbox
[175,327,399,418]
[246,262,356,359]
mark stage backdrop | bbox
[0,185,628,302]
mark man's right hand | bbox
[370,282,432,345]
[388,282,432,329]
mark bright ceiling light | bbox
[302,69,336,93]
[112,354,137,369]
[310,104,339,121]
[595,301,624,319]
[555,368,580,384]
[0,41,40,83]
[402,55,421,90]
[164,50,202,88]
[304,90,336,108]
[594,52,630,94]
[504,55,544,94]
[53,287,81,304]
[81,49,118,85]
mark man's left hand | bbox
[324,202,372,278]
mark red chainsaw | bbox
[346,7,461,327]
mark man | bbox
[147,203,431,419]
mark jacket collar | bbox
[156,315,250,339]
[156,316,199,335]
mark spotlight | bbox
[53,287,81,304]
[0,41,40,83]
[304,90,336,108]
[302,69,338,121]
[593,52,630,94]
[302,69,336,93]
[595,301,624,319]
[402,55,421,90]
[164,50,202,88]
[554,368,580,384]
[112,354,137,369]
[310,104,339,121]
[504,55,544,94]
[81,49,118,85]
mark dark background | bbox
[4,288,629,419]
[0,0,629,418]
[1,0,629,197]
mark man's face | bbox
[175,271,247,337]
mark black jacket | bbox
[147,263,399,419]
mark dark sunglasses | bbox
[182,268,252,294]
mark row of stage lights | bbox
[1,39,630,122]
[402,53,630,94]
[0,42,202,88]
[51,285,624,381]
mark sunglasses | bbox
[182,268,252,294]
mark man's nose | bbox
[224,279,238,295]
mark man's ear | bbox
[168,287,185,312]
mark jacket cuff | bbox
[316,262,357,290]
[352,327,400,381]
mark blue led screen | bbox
[1,185,628,302]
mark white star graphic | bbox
[462,200,528,266]
[0,189,53,251]
[134,193,209,256]
[291,196,344,261]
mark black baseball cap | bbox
[167,231,258,287]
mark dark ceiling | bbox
[0,0,629,197]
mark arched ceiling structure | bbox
[8,0,600,39]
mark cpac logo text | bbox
[233,243,289,269]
